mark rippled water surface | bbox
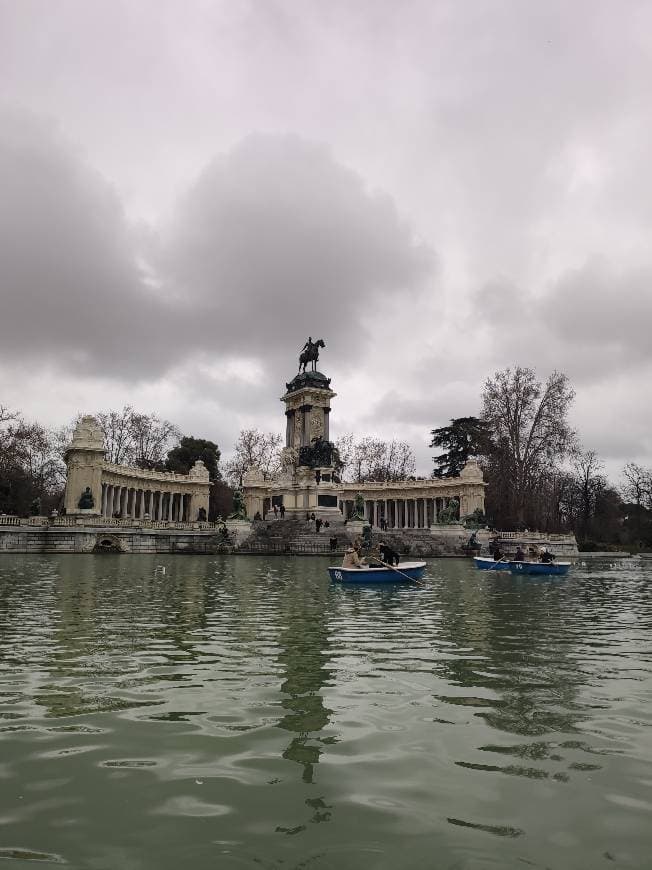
[1,555,652,869]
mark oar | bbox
[489,556,509,570]
[374,556,422,584]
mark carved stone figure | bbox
[299,337,326,373]
[298,436,334,468]
[78,486,94,509]
[352,492,366,520]
[229,489,247,520]
[438,497,460,524]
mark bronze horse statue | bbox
[299,338,325,373]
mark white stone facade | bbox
[64,416,210,522]
[242,369,486,524]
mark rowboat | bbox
[473,556,570,576]
[328,561,426,584]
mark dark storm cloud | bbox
[155,133,433,361]
[0,115,433,381]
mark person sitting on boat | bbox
[540,547,555,563]
[342,541,367,569]
[378,541,400,566]
[492,546,503,562]
[513,546,526,562]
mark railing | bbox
[0,515,230,531]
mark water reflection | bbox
[1,555,652,869]
[275,570,333,784]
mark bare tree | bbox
[61,406,180,467]
[333,433,355,479]
[96,406,137,464]
[572,449,607,541]
[224,429,283,485]
[130,412,181,469]
[621,462,652,543]
[621,462,652,510]
[0,407,64,514]
[482,367,576,526]
[336,435,416,482]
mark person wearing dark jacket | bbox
[378,541,400,566]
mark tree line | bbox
[3,372,651,547]
[429,366,652,549]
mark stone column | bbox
[167,492,173,521]
[373,501,379,527]
[413,499,418,528]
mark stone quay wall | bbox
[0,518,254,555]
[0,517,577,557]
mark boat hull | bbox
[473,557,512,571]
[508,561,570,576]
[328,561,426,584]
[473,556,570,576]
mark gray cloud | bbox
[2,1,652,476]
[155,133,433,362]
[473,259,652,385]
[0,114,432,385]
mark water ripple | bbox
[0,554,651,869]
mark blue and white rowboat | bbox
[473,556,570,576]
[328,561,426,584]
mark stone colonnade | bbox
[338,496,457,528]
[100,482,191,522]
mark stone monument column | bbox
[63,416,106,516]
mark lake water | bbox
[1,554,651,869]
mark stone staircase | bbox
[239,517,349,554]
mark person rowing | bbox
[378,540,400,566]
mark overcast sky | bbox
[1,0,651,480]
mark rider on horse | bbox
[299,337,324,373]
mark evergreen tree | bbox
[430,417,490,478]
[166,437,221,481]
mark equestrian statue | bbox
[299,337,325,373]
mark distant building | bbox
[242,363,486,526]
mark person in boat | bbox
[540,547,555,563]
[492,545,503,561]
[513,546,526,562]
[342,540,367,569]
[378,541,400,566]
